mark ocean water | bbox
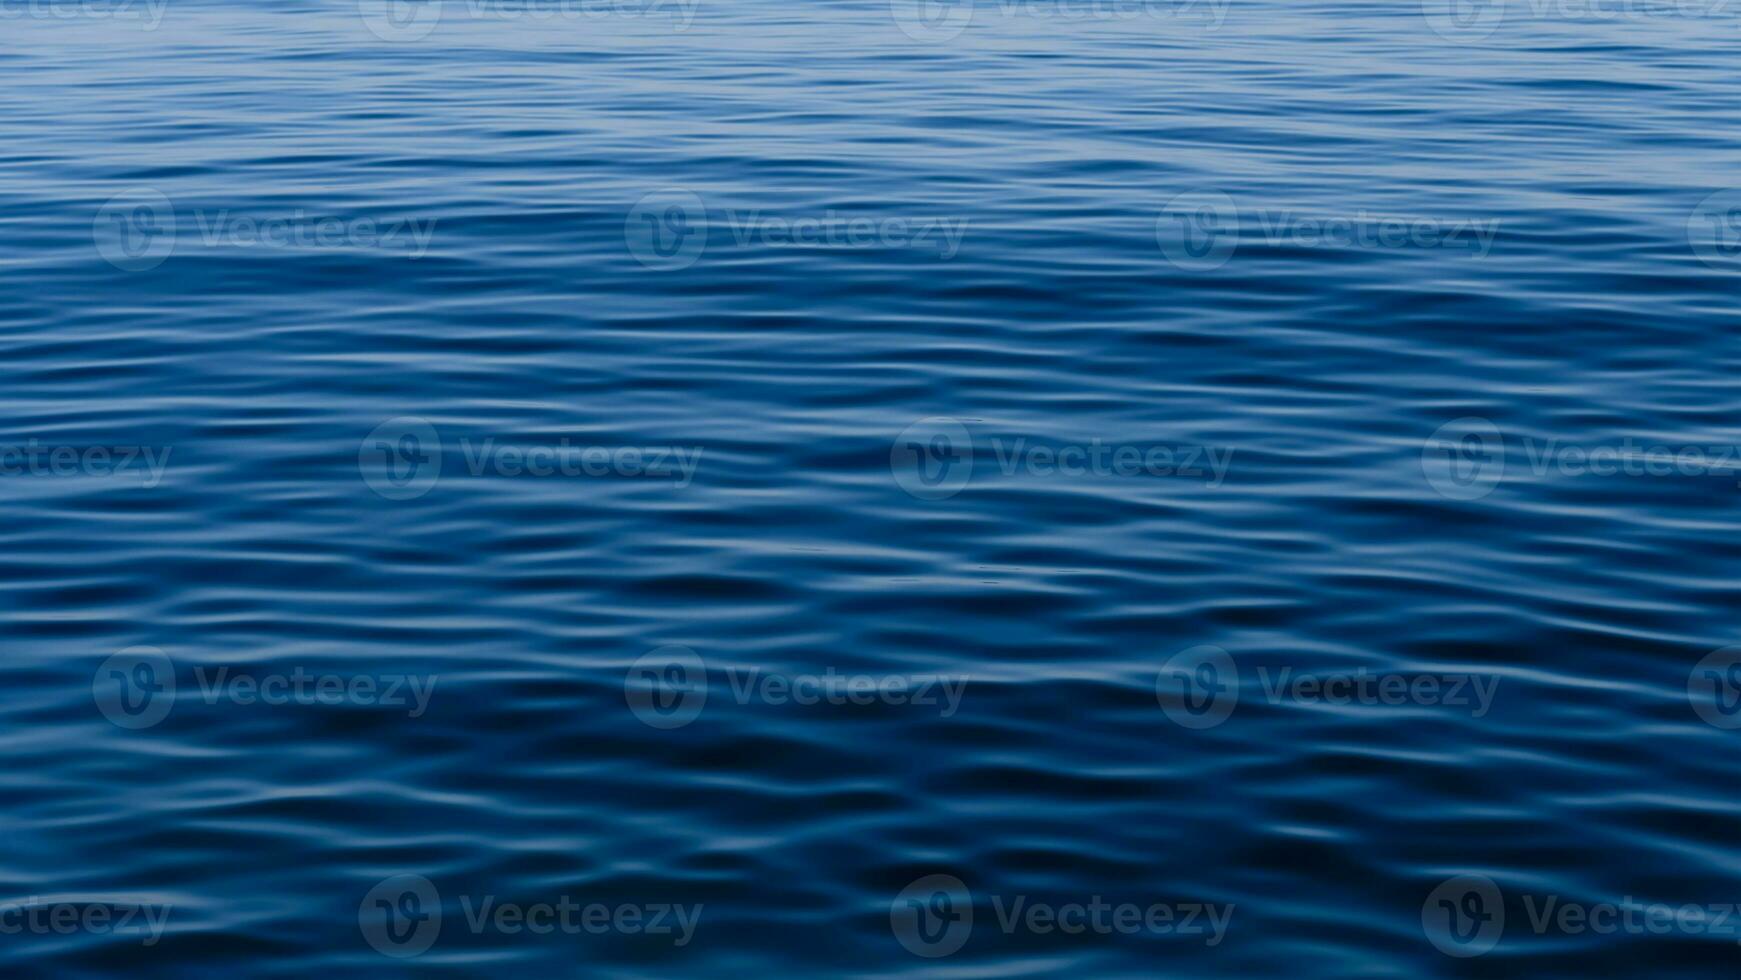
[2,0,1740,975]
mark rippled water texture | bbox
[1,0,1739,975]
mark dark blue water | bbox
[3,0,1740,975]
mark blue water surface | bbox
[1,0,1739,975]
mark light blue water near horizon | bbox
[1,0,1740,975]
